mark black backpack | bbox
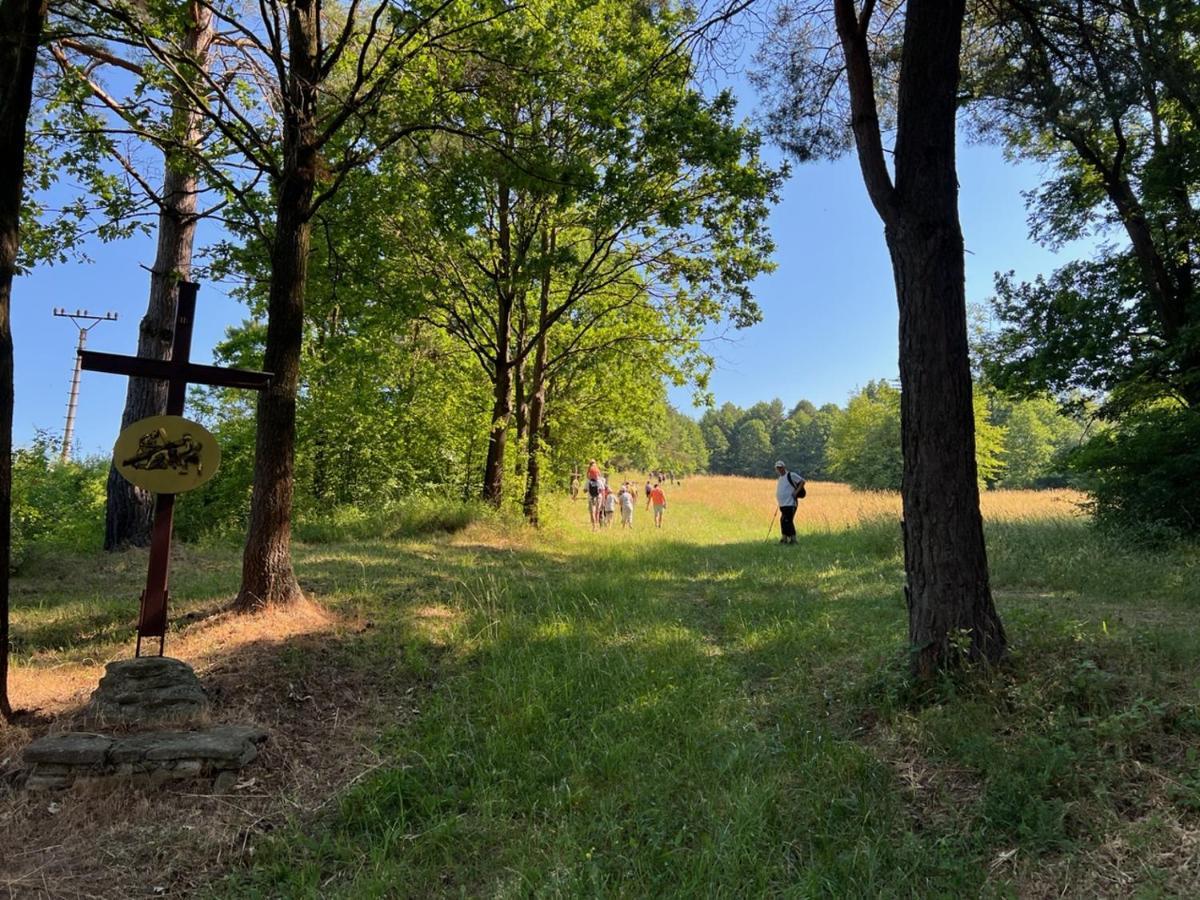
[788,471,807,500]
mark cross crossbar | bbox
[79,351,272,392]
[81,281,271,656]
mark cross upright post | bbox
[137,281,197,655]
[80,281,271,656]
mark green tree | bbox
[730,417,773,476]
[974,389,1007,488]
[826,382,902,491]
[774,402,828,478]
[43,1,223,549]
[825,381,1006,490]
[963,0,1200,528]
[968,0,1200,411]
[700,402,741,473]
[658,408,709,474]
[119,0,504,610]
[995,395,1084,489]
[205,150,495,517]
[402,0,779,510]
[1068,405,1200,537]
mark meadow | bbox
[2,477,1198,897]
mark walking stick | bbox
[766,508,778,540]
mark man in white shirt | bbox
[774,460,805,545]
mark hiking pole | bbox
[765,508,778,541]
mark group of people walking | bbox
[573,460,668,531]
[568,458,805,544]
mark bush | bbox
[293,495,487,544]
[1068,405,1200,538]
[11,437,107,568]
[173,414,256,542]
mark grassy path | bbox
[4,477,1198,896]
[226,479,1199,897]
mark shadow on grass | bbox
[231,528,1200,897]
[2,606,454,900]
[11,520,1200,897]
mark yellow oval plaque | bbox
[113,415,221,494]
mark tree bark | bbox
[835,0,1006,675]
[0,0,47,722]
[513,355,527,479]
[482,357,512,505]
[889,223,1005,673]
[481,178,514,505]
[523,226,554,524]
[522,360,545,523]
[105,0,212,550]
[233,0,318,611]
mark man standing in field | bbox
[647,482,667,528]
[774,460,805,545]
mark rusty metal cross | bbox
[81,281,271,656]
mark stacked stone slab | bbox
[22,657,267,792]
[23,725,268,791]
[88,656,209,724]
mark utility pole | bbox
[53,308,118,461]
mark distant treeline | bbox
[698,382,1087,491]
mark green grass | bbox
[10,479,1200,896]
[293,495,489,544]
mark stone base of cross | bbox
[82,281,271,656]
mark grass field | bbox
[2,476,1199,897]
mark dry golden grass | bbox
[979,487,1088,521]
[0,594,436,900]
[611,475,1087,535]
[6,597,336,722]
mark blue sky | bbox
[18,215,244,457]
[663,139,1091,416]
[15,82,1091,456]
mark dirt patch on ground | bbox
[0,599,426,899]
[5,598,333,725]
[862,723,984,837]
[1001,813,1200,897]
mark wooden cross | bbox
[81,281,271,656]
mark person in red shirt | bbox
[647,483,666,528]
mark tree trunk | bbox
[889,223,1006,673]
[233,0,318,611]
[0,0,47,722]
[105,0,212,550]
[836,0,1006,675]
[482,358,512,505]
[523,226,554,524]
[481,178,514,506]
[513,355,527,479]
[892,0,1005,673]
[522,351,547,524]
